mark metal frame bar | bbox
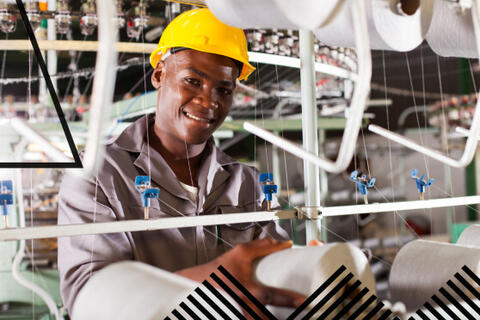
[321,195,480,217]
[243,0,372,174]
[368,1,480,169]
[0,40,354,80]
[2,195,480,241]
[456,126,480,139]
[0,40,156,53]
[0,210,297,241]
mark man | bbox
[58,8,304,315]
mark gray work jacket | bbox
[57,114,287,314]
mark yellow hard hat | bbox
[150,8,255,81]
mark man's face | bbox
[152,49,238,146]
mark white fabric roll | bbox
[255,243,375,295]
[389,240,480,311]
[426,0,478,58]
[205,0,343,30]
[73,261,201,319]
[457,224,480,247]
[254,243,375,317]
[314,0,433,51]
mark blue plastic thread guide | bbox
[259,173,277,203]
[0,194,13,216]
[262,185,278,201]
[142,188,159,207]
[411,169,419,179]
[135,176,151,191]
[367,178,375,188]
[0,180,13,193]
[350,170,358,181]
[411,169,434,193]
[144,188,160,198]
[350,171,375,195]
[0,180,13,216]
[259,173,273,183]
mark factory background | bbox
[1,0,480,319]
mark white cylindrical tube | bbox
[426,0,478,58]
[254,244,375,317]
[73,261,239,319]
[457,224,480,247]
[205,0,342,30]
[390,240,480,310]
[73,261,196,319]
[314,0,433,51]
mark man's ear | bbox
[151,61,165,89]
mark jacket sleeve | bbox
[57,173,133,315]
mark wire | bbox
[0,58,148,85]
[140,20,152,180]
[106,91,149,139]
[256,63,271,175]
[420,45,434,236]
[62,35,88,102]
[370,82,455,99]
[436,56,458,232]
[381,51,399,242]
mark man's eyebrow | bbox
[219,80,235,88]
[186,67,235,87]
[187,67,209,80]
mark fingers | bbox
[307,239,324,246]
[255,285,306,308]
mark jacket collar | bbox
[112,114,237,206]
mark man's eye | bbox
[185,78,200,86]
[218,88,233,96]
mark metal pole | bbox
[47,0,57,93]
[299,29,321,242]
[319,129,328,243]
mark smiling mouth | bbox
[183,111,213,123]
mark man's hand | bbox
[176,238,305,309]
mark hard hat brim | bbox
[150,46,256,81]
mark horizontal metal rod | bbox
[10,118,73,162]
[164,0,206,6]
[0,40,157,53]
[1,195,479,241]
[369,124,479,168]
[456,126,480,139]
[244,121,341,172]
[248,51,357,80]
[0,40,354,80]
[0,210,297,242]
[321,195,480,217]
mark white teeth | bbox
[185,112,210,123]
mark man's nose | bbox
[192,94,219,109]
